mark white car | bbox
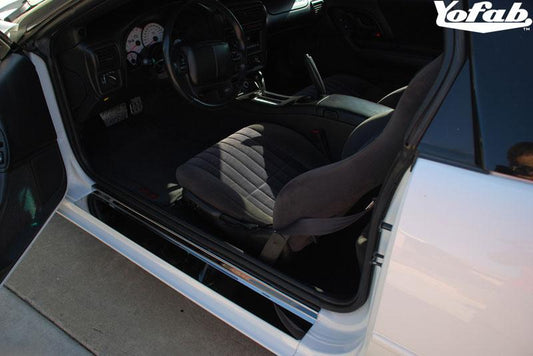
[0,0,531,354]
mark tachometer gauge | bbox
[142,23,164,47]
[125,27,144,54]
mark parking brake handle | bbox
[304,53,327,98]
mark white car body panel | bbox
[368,158,533,355]
[29,52,94,202]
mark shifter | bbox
[304,53,327,98]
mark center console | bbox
[238,45,392,129]
[227,1,268,73]
[239,90,392,125]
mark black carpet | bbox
[83,99,247,206]
[85,117,199,205]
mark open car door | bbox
[0,36,66,281]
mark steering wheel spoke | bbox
[169,39,188,74]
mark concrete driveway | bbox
[0,215,271,355]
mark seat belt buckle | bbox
[310,128,331,159]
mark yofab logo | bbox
[435,1,532,33]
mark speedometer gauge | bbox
[142,23,164,47]
[125,27,144,54]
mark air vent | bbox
[228,1,267,32]
[310,0,324,15]
[94,45,119,72]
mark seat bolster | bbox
[273,146,389,232]
[378,86,408,108]
[341,110,394,159]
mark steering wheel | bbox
[163,0,247,108]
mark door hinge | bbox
[371,252,384,267]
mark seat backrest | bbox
[273,56,443,231]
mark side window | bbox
[470,29,532,182]
[418,62,477,166]
[421,29,532,183]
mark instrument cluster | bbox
[125,22,164,66]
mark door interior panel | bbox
[327,0,442,55]
[312,0,442,90]
[378,0,443,52]
[0,53,66,280]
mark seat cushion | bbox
[176,124,328,226]
[295,74,385,102]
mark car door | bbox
[0,36,66,281]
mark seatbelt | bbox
[260,200,375,263]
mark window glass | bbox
[419,62,476,166]
[470,16,533,181]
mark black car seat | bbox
[176,56,442,262]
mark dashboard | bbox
[56,0,320,122]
